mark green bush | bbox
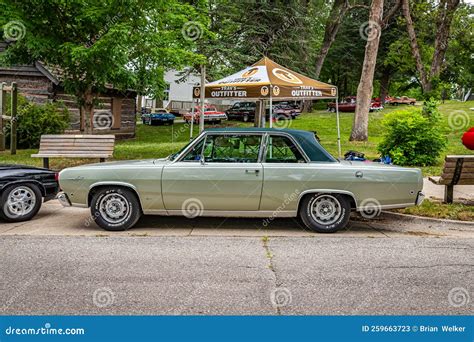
[377,102,447,166]
[5,98,70,149]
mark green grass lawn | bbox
[0,100,473,176]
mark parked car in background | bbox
[386,96,416,105]
[327,97,383,112]
[142,108,175,125]
[58,128,424,233]
[0,165,59,222]
[226,102,256,122]
[267,104,299,119]
[275,101,302,115]
[183,105,228,124]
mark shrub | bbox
[377,103,447,166]
[5,97,70,149]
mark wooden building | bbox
[0,44,136,139]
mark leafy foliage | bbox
[377,103,447,166]
[4,96,69,149]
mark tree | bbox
[350,0,385,141]
[402,0,461,94]
[0,0,207,133]
[350,0,401,141]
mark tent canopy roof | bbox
[193,57,337,100]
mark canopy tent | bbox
[191,57,342,156]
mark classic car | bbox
[0,164,59,222]
[58,128,424,233]
[141,108,175,125]
[183,105,228,124]
[266,104,299,119]
[386,96,416,105]
[327,97,383,112]
[226,102,257,122]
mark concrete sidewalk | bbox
[1,201,472,238]
[423,178,474,203]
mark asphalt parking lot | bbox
[0,202,473,315]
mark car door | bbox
[260,134,310,211]
[161,133,264,212]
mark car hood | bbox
[62,158,171,170]
[0,164,51,172]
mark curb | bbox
[381,211,474,230]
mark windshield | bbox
[168,141,193,161]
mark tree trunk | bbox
[314,0,350,78]
[401,0,430,92]
[350,0,384,142]
[430,0,460,77]
[80,90,94,134]
[402,0,460,94]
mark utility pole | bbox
[10,82,17,155]
[199,64,206,133]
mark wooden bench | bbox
[428,155,474,203]
[32,135,115,169]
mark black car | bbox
[0,164,59,222]
[225,102,256,122]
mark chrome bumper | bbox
[416,191,425,206]
[57,192,72,207]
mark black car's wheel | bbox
[0,183,42,222]
[243,114,249,122]
[90,187,142,231]
[299,193,351,233]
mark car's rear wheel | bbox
[0,183,42,222]
[90,187,141,231]
[299,193,351,233]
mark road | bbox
[0,202,472,315]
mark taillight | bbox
[55,172,59,182]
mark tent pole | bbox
[189,98,195,141]
[260,99,265,128]
[199,64,206,133]
[335,90,342,158]
[269,88,273,129]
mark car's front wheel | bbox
[90,187,142,231]
[299,193,351,233]
[0,183,42,222]
[243,114,249,122]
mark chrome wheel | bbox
[310,194,342,226]
[99,193,130,224]
[5,186,36,218]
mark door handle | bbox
[245,169,260,174]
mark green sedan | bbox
[58,128,424,233]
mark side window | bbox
[266,135,305,163]
[203,135,262,163]
[182,138,205,162]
